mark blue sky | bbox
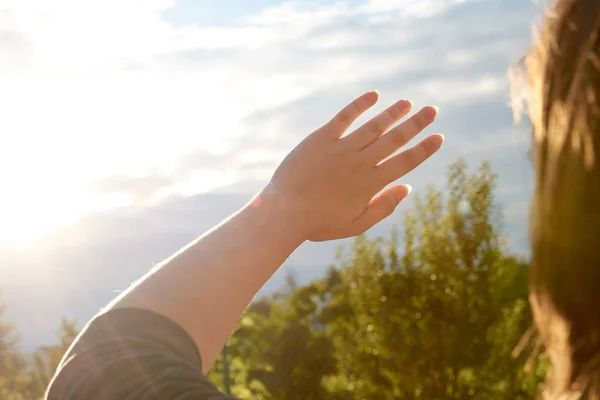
[162,0,292,25]
[0,0,539,350]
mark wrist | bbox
[248,184,308,247]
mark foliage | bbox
[0,313,77,400]
[25,318,78,398]
[0,159,548,399]
[210,159,547,399]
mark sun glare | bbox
[0,179,135,245]
[0,200,74,245]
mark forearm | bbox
[104,188,305,372]
[91,91,442,378]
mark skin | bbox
[104,91,444,373]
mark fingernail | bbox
[424,106,439,121]
[398,100,412,110]
[398,185,412,202]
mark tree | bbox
[321,159,546,398]
[0,291,28,399]
[208,159,547,399]
[1,158,548,399]
[25,318,78,399]
[209,280,339,399]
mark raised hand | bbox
[268,91,444,242]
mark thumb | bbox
[350,185,412,234]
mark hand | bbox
[267,91,444,242]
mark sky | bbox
[0,0,540,350]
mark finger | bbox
[375,134,444,184]
[363,106,438,163]
[349,185,412,235]
[343,99,412,149]
[324,91,379,138]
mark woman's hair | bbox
[520,0,600,397]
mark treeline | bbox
[0,316,77,399]
[0,159,548,399]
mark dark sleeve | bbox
[45,308,235,400]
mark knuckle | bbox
[414,143,429,162]
[336,101,362,125]
[385,197,397,214]
[336,109,351,125]
[422,137,437,155]
[410,114,424,132]
[397,146,426,175]
[406,112,425,133]
[403,148,418,166]
[417,109,431,129]
[385,107,398,122]
[392,129,407,146]
[369,119,384,135]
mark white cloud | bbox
[0,0,543,350]
[360,0,468,16]
[0,0,533,243]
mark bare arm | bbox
[104,91,443,372]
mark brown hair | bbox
[520,0,600,397]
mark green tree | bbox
[210,277,339,399]
[0,158,546,399]
[0,291,28,399]
[25,318,78,399]
[210,159,547,399]
[321,159,546,398]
